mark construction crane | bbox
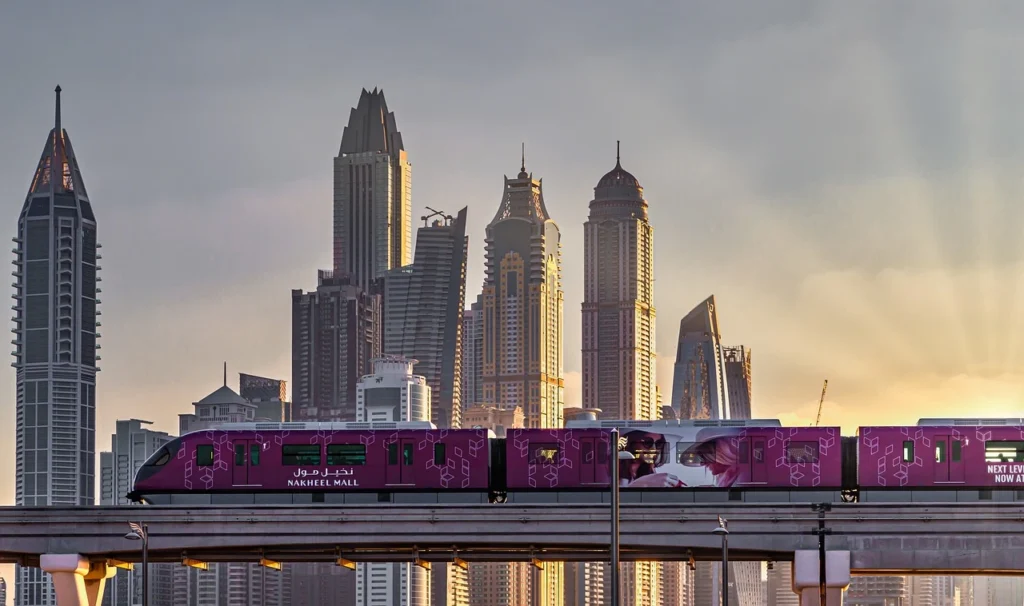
[814,379,828,427]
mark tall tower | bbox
[381,207,469,429]
[13,87,100,606]
[481,151,564,429]
[670,295,729,420]
[581,142,656,420]
[723,346,751,419]
[333,88,412,290]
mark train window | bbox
[152,448,171,467]
[327,444,366,466]
[951,440,961,462]
[282,444,321,466]
[935,441,946,463]
[531,443,560,465]
[250,445,260,466]
[234,444,244,466]
[738,440,750,464]
[902,441,914,463]
[985,441,1024,463]
[403,443,414,466]
[785,441,819,464]
[433,443,446,466]
[388,443,398,465]
[196,445,214,467]
[676,442,712,466]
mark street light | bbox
[711,516,729,606]
[124,522,149,606]
[609,428,635,606]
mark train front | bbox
[128,436,186,504]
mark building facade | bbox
[581,144,656,422]
[460,296,484,410]
[333,87,412,291]
[462,404,523,438]
[670,295,729,420]
[355,357,432,606]
[480,156,564,429]
[13,87,100,606]
[291,271,381,422]
[99,420,174,606]
[176,379,290,606]
[723,346,751,420]
[380,207,468,428]
[238,373,291,422]
[766,563,798,606]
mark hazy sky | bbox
[5,2,1024,594]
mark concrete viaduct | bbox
[3,502,1024,605]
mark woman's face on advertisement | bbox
[625,432,664,465]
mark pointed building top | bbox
[24,86,91,202]
[223,361,227,387]
[518,142,528,179]
[616,140,621,168]
[338,87,405,156]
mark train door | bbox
[751,437,767,483]
[386,438,416,485]
[232,440,260,486]
[580,437,601,484]
[934,435,964,482]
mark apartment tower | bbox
[380,207,468,429]
[480,152,564,429]
[13,87,100,606]
[333,88,412,290]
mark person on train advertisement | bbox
[617,427,747,488]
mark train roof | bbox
[213,421,437,431]
[917,418,1024,426]
[564,418,783,429]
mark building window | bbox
[196,445,214,467]
[282,444,321,466]
[902,441,914,463]
[327,444,366,466]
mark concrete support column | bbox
[40,554,116,606]
[791,550,851,606]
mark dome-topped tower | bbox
[591,141,646,217]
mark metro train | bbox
[128,418,1024,505]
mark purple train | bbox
[129,418,1024,505]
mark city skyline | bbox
[6,6,1024,600]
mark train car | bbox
[858,418,1024,502]
[129,422,496,505]
[504,419,846,503]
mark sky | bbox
[5,0,1024,597]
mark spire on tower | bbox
[54,85,62,133]
[518,142,528,179]
[616,140,621,168]
[223,362,227,387]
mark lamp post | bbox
[609,429,635,606]
[712,516,729,606]
[125,522,149,606]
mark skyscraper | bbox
[13,86,100,606]
[239,373,291,422]
[670,295,729,420]
[460,295,483,410]
[723,346,751,420]
[481,154,564,429]
[380,207,468,428]
[333,88,412,290]
[291,271,381,422]
[100,420,174,606]
[581,143,656,421]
